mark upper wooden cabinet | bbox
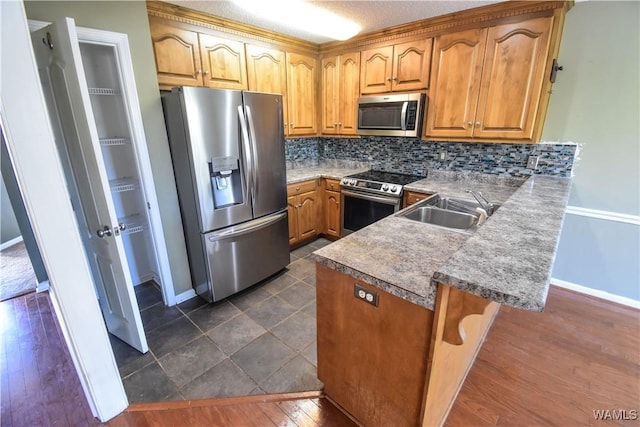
[286,52,318,136]
[149,19,247,90]
[360,39,433,94]
[321,52,360,135]
[425,16,554,141]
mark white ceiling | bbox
[165,1,503,44]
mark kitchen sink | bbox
[397,194,500,231]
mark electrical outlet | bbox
[439,150,447,161]
[354,284,378,307]
[526,155,539,170]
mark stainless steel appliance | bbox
[341,170,419,236]
[357,93,426,137]
[163,87,290,302]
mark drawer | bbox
[287,179,318,196]
[324,179,341,192]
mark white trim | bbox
[565,205,640,226]
[552,278,640,309]
[175,288,197,304]
[0,235,23,250]
[36,279,50,293]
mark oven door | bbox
[341,189,401,236]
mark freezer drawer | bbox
[202,210,290,302]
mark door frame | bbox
[1,2,127,421]
[28,19,176,306]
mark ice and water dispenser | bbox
[209,156,243,208]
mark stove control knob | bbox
[382,184,389,191]
[352,179,358,185]
[391,185,398,192]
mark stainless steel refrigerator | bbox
[163,87,290,302]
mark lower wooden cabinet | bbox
[323,179,341,238]
[317,264,434,426]
[287,180,319,246]
[403,190,432,207]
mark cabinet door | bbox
[149,21,202,88]
[339,52,360,135]
[245,45,288,130]
[474,16,553,140]
[425,28,486,139]
[391,39,433,92]
[360,46,393,94]
[287,194,299,245]
[198,34,247,90]
[286,52,317,136]
[321,56,340,134]
[297,190,319,240]
[324,190,341,238]
[403,191,431,207]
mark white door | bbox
[31,18,148,353]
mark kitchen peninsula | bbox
[310,170,572,426]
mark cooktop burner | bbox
[341,170,421,197]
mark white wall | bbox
[542,1,640,301]
[24,1,192,296]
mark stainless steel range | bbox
[340,170,419,236]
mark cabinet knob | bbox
[296,186,300,191]
[203,70,209,75]
[338,122,342,126]
[386,77,392,82]
[467,121,472,127]
[476,121,481,127]
[392,77,397,81]
[197,69,202,74]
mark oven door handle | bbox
[341,189,401,205]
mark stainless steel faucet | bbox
[466,190,496,216]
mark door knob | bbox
[118,223,126,231]
[96,225,112,238]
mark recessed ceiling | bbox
[164,1,503,44]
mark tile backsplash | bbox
[285,136,577,178]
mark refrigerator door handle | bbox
[207,211,287,241]
[237,105,253,203]
[245,105,259,207]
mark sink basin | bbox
[403,206,479,230]
[397,194,500,231]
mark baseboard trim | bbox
[551,278,640,309]
[0,235,23,251]
[175,288,196,305]
[565,206,640,226]
[36,280,50,293]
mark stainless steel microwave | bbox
[357,93,426,137]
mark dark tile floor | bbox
[109,238,330,403]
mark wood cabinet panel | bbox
[403,190,432,207]
[426,16,554,141]
[425,28,486,138]
[198,34,247,90]
[198,33,247,90]
[360,45,394,94]
[287,180,319,246]
[323,190,341,238]
[286,53,317,136]
[392,39,433,92]
[149,21,202,87]
[321,52,360,135]
[317,264,434,427]
[474,16,553,140]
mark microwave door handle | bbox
[237,105,253,203]
[400,101,408,130]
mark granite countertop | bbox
[312,171,572,312]
[286,160,369,184]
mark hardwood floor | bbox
[446,286,640,427]
[1,286,638,426]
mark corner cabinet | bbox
[321,52,360,135]
[149,18,247,90]
[286,53,318,136]
[360,39,433,94]
[425,16,554,141]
